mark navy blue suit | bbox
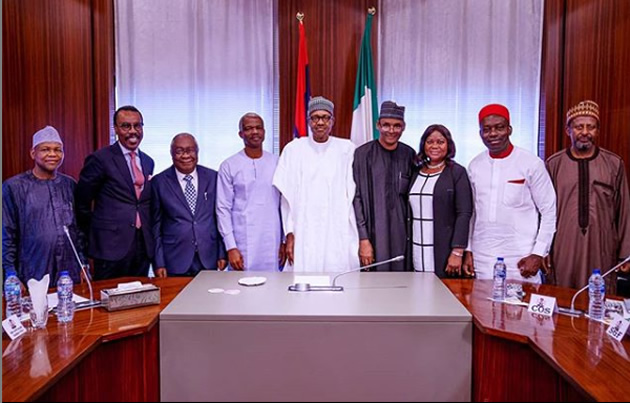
[76,143,155,278]
[151,165,225,274]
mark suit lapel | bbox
[166,167,193,216]
[138,150,152,199]
[196,168,209,214]
[111,143,136,196]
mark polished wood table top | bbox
[443,279,630,402]
[2,277,191,402]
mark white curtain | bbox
[115,0,277,173]
[378,0,544,166]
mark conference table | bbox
[443,279,630,402]
[3,275,630,401]
[2,277,191,402]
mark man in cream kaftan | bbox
[273,96,359,272]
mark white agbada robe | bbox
[467,146,556,283]
[273,135,359,272]
[216,150,282,271]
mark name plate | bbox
[2,315,27,340]
[527,293,557,317]
[606,314,630,342]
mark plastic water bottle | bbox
[56,271,75,323]
[588,268,605,321]
[492,257,507,301]
[4,270,22,318]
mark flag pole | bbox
[294,12,311,138]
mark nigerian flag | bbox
[350,13,378,146]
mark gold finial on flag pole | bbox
[296,12,304,22]
[368,7,376,15]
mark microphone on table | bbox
[63,225,101,310]
[288,255,405,292]
[558,255,630,317]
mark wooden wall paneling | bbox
[2,0,26,180]
[278,0,378,150]
[92,0,116,151]
[601,0,630,169]
[539,0,566,159]
[562,0,630,175]
[1,0,105,181]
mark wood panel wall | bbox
[3,0,628,180]
[278,0,378,148]
[1,0,113,181]
[541,0,630,178]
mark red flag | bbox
[293,21,311,137]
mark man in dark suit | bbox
[151,133,226,277]
[76,105,155,280]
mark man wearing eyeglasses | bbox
[76,105,155,280]
[151,133,226,277]
[546,100,630,294]
[352,101,416,271]
[273,96,360,272]
[463,103,556,283]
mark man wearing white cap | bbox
[273,96,360,272]
[2,126,83,285]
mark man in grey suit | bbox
[151,133,226,277]
[76,105,154,280]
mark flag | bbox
[350,13,378,146]
[293,20,311,137]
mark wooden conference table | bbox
[3,276,630,401]
[443,279,630,402]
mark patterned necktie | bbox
[129,151,144,228]
[183,175,197,215]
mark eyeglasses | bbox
[380,123,404,132]
[571,123,598,132]
[118,122,144,132]
[309,115,333,123]
[173,147,198,156]
[481,124,508,135]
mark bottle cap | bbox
[497,257,504,261]
[593,268,601,275]
[60,270,70,276]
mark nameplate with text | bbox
[527,293,557,317]
[606,313,629,342]
[2,315,27,340]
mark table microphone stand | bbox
[557,255,630,317]
[288,255,405,292]
[63,225,101,310]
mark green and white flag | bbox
[350,13,378,146]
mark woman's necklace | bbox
[426,160,445,170]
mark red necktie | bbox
[129,151,144,228]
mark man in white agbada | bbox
[463,104,556,283]
[273,96,359,272]
[216,113,285,271]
